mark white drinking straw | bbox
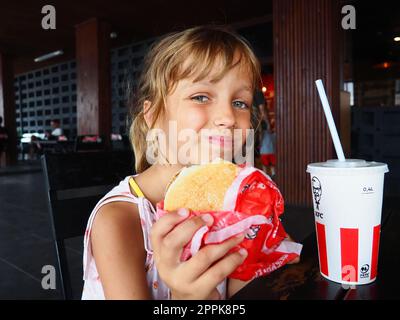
[315,79,346,161]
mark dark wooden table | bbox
[231,199,399,300]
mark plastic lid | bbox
[324,159,367,168]
[307,159,389,175]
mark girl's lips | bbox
[208,135,233,148]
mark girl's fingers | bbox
[184,233,246,281]
[161,214,214,264]
[195,248,248,291]
[206,289,221,300]
[150,208,190,252]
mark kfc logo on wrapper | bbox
[245,225,261,240]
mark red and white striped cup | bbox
[307,159,389,285]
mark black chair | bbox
[41,150,135,299]
[111,134,130,151]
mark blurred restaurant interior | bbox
[0,0,399,299]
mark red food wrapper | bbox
[156,166,302,281]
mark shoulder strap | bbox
[129,177,145,198]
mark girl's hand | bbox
[150,208,247,300]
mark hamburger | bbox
[163,158,241,212]
[157,158,302,281]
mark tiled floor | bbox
[0,168,84,300]
[0,162,315,300]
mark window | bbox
[344,82,354,106]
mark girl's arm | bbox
[91,201,151,299]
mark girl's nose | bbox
[212,103,236,128]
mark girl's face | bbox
[154,56,254,166]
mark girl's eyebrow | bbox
[185,81,213,88]
[185,81,252,93]
[236,86,253,93]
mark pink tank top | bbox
[81,175,227,300]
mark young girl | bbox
[82,25,274,300]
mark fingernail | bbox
[238,248,248,257]
[201,214,214,225]
[177,208,189,217]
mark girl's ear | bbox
[143,100,153,127]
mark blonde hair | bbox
[128,25,262,173]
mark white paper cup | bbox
[307,159,389,285]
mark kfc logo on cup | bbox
[360,264,370,279]
[312,176,322,210]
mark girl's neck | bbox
[134,162,185,208]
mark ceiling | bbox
[2,0,399,79]
[0,0,272,74]
[352,0,400,79]
[353,0,400,63]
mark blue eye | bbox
[232,100,249,109]
[191,95,209,103]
